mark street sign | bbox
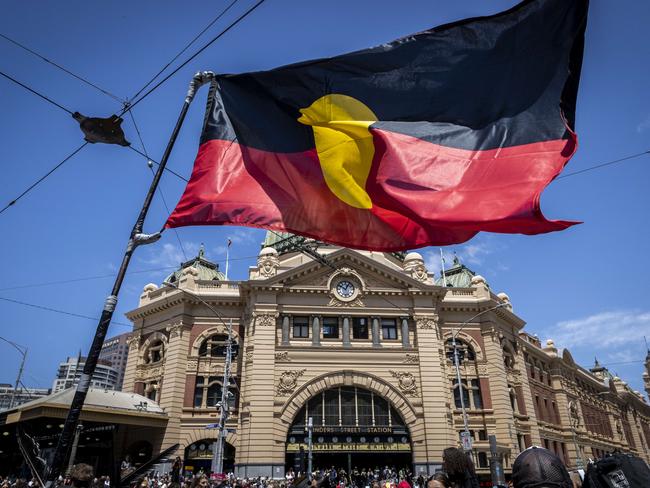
[205,423,219,429]
[460,431,473,451]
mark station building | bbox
[121,233,650,480]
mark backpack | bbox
[583,453,650,488]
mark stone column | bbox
[415,313,453,474]
[513,346,542,447]
[237,310,282,478]
[160,322,190,449]
[482,323,517,459]
[372,317,381,347]
[122,332,141,393]
[342,316,351,347]
[401,317,410,348]
[312,315,321,346]
[281,315,290,346]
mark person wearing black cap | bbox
[511,447,573,488]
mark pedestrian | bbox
[69,464,95,488]
[441,448,479,488]
[511,447,572,488]
[426,473,449,488]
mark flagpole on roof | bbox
[440,248,447,287]
[225,238,232,280]
[43,71,217,486]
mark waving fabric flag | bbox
[166,0,589,252]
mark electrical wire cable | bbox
[127,145,188,182]
[0,32,126,104]
[128,0,241,102]
[127,108,188,261]
[0,142,88,216]
[0,296,132,327]
[124,0,267,113]
[0,69,74,115]
[556,149,649,179]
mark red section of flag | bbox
[165,130,578,252]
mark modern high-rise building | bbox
[52,355,119,393]
[99,332,132,390]
[121,234,650,480]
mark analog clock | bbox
[336,280,355,298]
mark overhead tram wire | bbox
[556,149,650,180]
[0,70,74,115]
[0,296,132,327]
[128,0,241,103]
[0,32,126,105]
[128,146,188,182]
[127,108,188,261]
[123,0,268,114]
[0,142,88,216]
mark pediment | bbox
[252,248,437,292]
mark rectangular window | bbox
[478,452,489,468]
[471,379,483,409]
[381,318,398,340]
[352,317,369,339]
[322,317,339,339]
[293,316,309,338]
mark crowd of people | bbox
[1,446,649,488]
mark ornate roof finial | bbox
[594,357,600,367]
[198,243,205,259]
[452,252,460,265]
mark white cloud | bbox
[422,236,502,275]
[139,242,200,269]
[550,310,650,350]
[227,228,258,245]
[637,114,650,133]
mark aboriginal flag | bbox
[166,0,588,252]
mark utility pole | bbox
[212,319,234,475]
[307,416,313,481]
[0,336,28,409]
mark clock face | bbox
[336,280,355,298]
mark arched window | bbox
[199,334,229,357]
[194,376,222,408]
[445,338,476,362]
[451,379,483,410]
[144,340,165,364]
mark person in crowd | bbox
[68,464,95,488]
[426,473,449,488]
[511,447,573,488]
[441,448,479,488]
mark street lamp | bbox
[162,280,235,474]
[450,303,508,449]
[0,335,28,409]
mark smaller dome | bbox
[546,339,555,347]
[643,372,649,378]
[497,292,510,303]
[404,252,423,262]
[163,246,225,285]
[259,246,279,257]
[143,283,158,293]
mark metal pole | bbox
[307,417,313,481]
[65,424,84,476]
[46,71,216,485]
[0,336,28,410]
[212,319,233,474]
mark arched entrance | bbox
[285,386,412,473]
[184,439,235,474]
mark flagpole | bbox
[440,248,447,287]
[45,71,216,485]
[225,239,231,280]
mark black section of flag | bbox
[202,0,587,153]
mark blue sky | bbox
[0,0,648,395]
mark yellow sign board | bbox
[286,443,411,453]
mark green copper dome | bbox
[164,245,226,284]
[435,255,477,288]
